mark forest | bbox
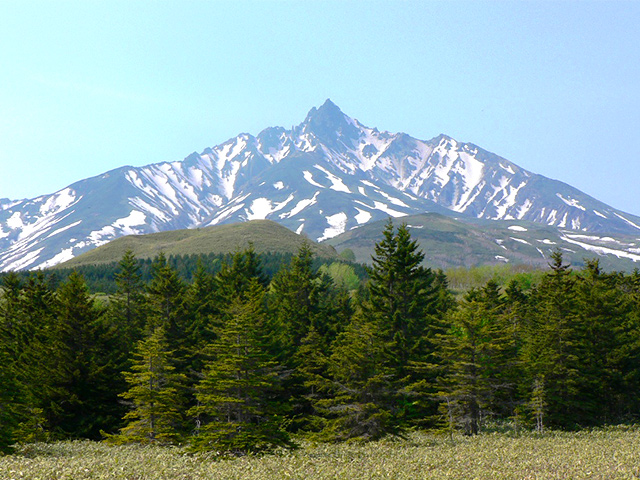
[1,220,639,455]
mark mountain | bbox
[58,220,338,268]
[2,99,640,271]
[326,213,640,272]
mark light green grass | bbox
[2,428,639,479]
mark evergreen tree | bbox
[521,251,582,428]
[435,282,511,435]
[573,260,631,424]
[316,311,396,442]
[0,274,22,453]
[13,272,59,440]
[364,220,445,427]
[190,280,292,454]
[268,243,352,430]
[47,271,117,438]
[146,253,187,358]
[109,250,147,349]
[183,260,218,377]
[107,327,186,445]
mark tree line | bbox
[1,221,639,455]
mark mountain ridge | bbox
[2,99,640,271]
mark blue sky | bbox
[2,1,639,215]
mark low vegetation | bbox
[2,428,639,479]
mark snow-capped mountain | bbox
[2,99,640,271]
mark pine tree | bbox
[183,260,218,377]
[573,260,632,424]
[190,280,292,454]
[48,271,117,438]
[107,327,186,445]
[0,274,22,452]
[268,243,352,430]
[13,272,59,440]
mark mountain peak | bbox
[303,99,345,124]
[301,99,360,148]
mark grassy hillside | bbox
[59,220,339,268]
[326,213,640,272]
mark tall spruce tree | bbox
[146,253,187,359]
[573,260,631,424]
[107,327,186,445]
[268,243,351,430]
[190,279,292,454]
[364,220,444,427]
[48,271,119,438]
[109,250,147,350]
[522,251,582,429]
[14,272,60,440]
[316,311,396,441]
[0,274,22,453]
[435,282,511,435]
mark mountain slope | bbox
[2,99,640,271]
[58,219,338,268]
[326,213,640,272]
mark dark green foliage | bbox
[521,251,583,429]
[190,280,293,454]
[109,250,147,347]
[436,282,512,435]
[0,273,23,453]
[3,225,640,448]
[316,312,396,442]
[364,221,450,428]
[107,327,186,445]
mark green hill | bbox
[59,220,338,268]
[326,213,640,272]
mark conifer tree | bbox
[316,311,396,441]
[268,243,351,430]
[183,260,218,377]
[573,260,631,424]
[521,251,582,428]
[48,271,118,438]
[108,327,186,445]
[190,280,292,454]
[13,272,59,440]
[109,250,147,349]
[0,275,22,453]
[435,283,510,435]
[147,253,187,359]
[364,220,445,426]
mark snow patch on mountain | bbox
[354,208,372,225]
[282,192,320,218]
[557,193,586,211]
[614,213,640,231]
[314,165,351,193]
[303,171,324,188]
[318,212,348,241]
[561,234,640,262]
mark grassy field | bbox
[2,428,639,479]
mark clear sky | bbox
[2,1,639,215]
